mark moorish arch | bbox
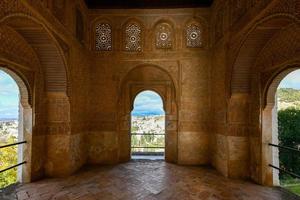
[0,14,72,178]
[0,67,32,183]
[227,15,297,184]
[117,64,178,163]
[261,65,300,186]
[229,13,300,185]
[252,20,300,186]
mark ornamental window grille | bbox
[125,23,142,52]
[186,24,202,48]
[156,23,173,49]
[95,23,112,51]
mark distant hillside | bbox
[0,118,17,122]
[277,88,300,110]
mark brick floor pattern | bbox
[1,161,300,200]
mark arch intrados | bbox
[1,14,69,94]
[230,14,298,95]
[232,14,298,49]
[1,14,58,42]
[2,14,69,65]
[254,23,299,69]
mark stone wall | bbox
[87,8,212,165]
[211,0,300,184]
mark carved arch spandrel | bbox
[229,14,299,96]
[0,15,70,94]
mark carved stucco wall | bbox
[87,8,211,165]
[211,0,300,184]
[1,0,300,186]
[0,0,91,179]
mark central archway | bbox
[117,65,178,163]
[131,90,165,160]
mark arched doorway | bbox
[117,65,178,163]
[0,68,31,188]
[263,68,300,193]
[131,90,165,160]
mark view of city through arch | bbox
[0,70,19,188]
[276,69,300,195]
[131,90,165,159]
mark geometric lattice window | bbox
[125,23,142,52]
[186,23,202,48]
[95,23,112,51]
[156,23,173,49]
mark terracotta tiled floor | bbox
[1,161,299,200]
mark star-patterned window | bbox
[156,23,173,49]
[125,23,142,52]
[186,23,202,48]
[95,23,112,51]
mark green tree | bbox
[0,136,18,188]
[278,108,300,178]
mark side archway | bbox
[0,14,72,178]
[262,66,300,186]
[227,14,300,183]
[0,66,32,183]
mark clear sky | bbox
[0,70,19,120]
[278,70,300,89]
[131,90,164,116]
